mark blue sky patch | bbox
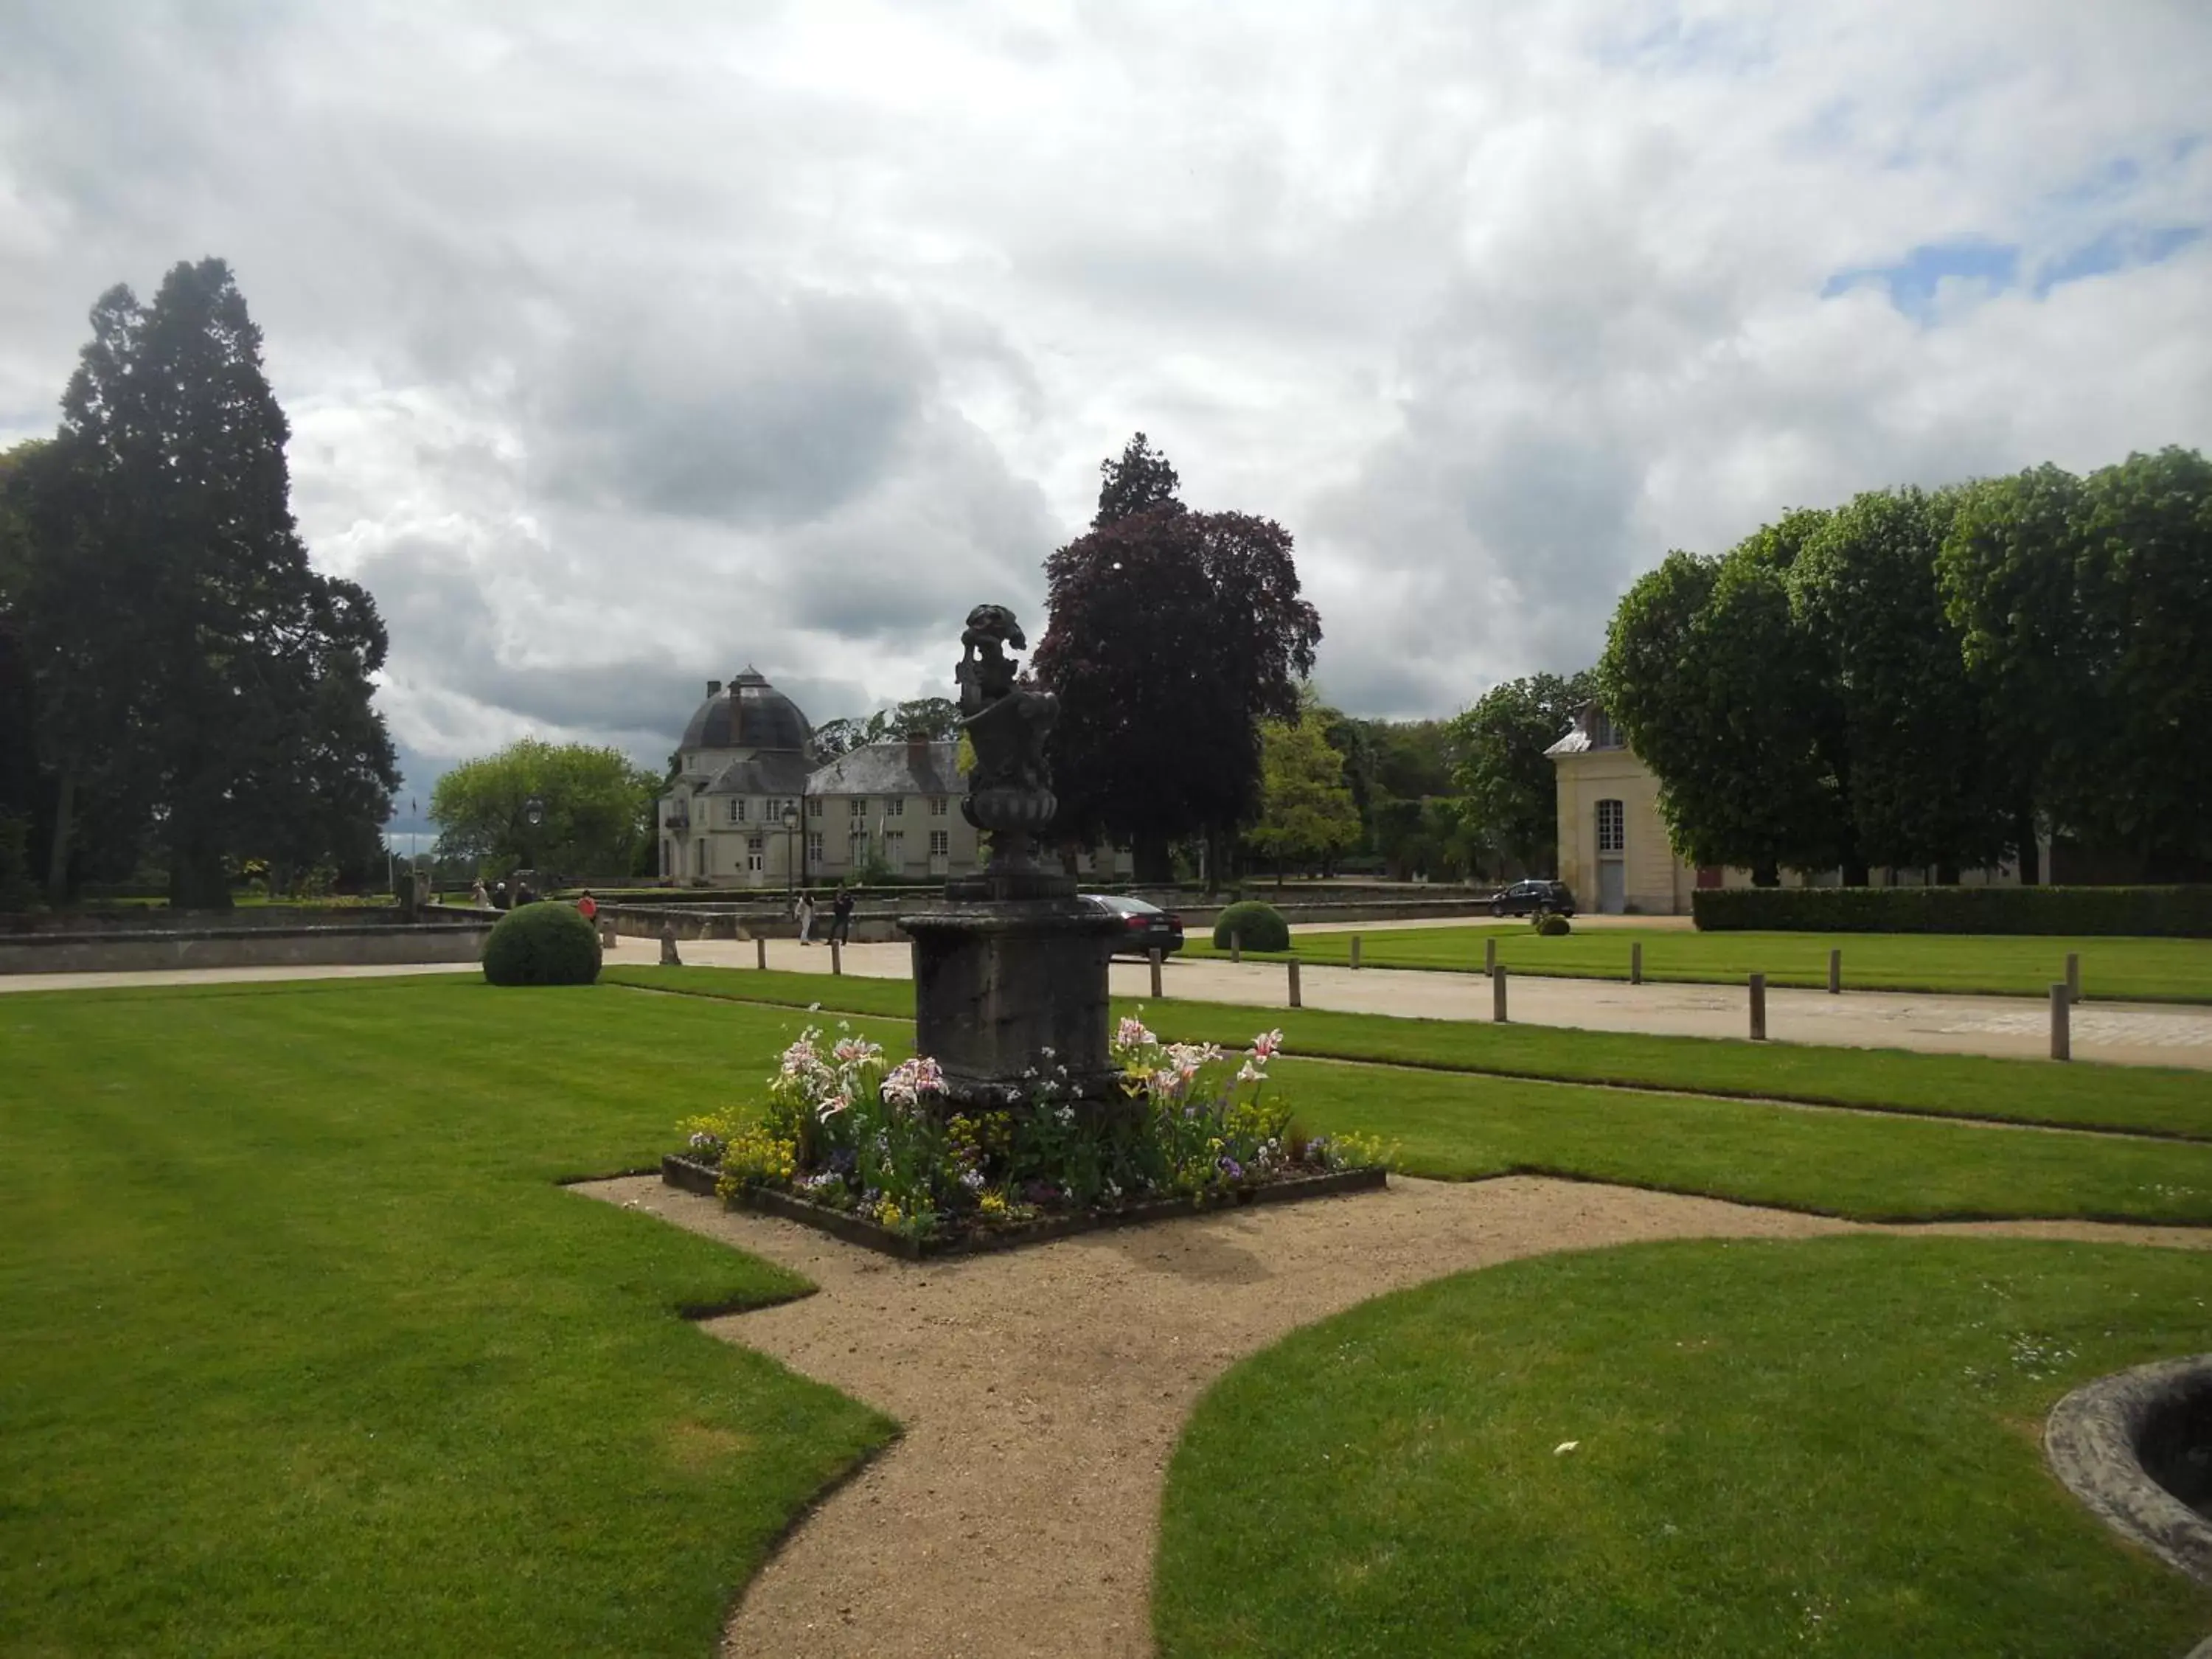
[1821,238,2020,319]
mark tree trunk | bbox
[2014,806,2040,885]
[168,825,232,911]
[1840,859,1869,887]
[44,765,75,906]
[1132,830,1172,885]
[1752,861,1781,888]
[1935,862,1959,886]
[1202,826,1223,897]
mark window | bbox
[1596,798,1625,853]
[886,797,904,817]
[929,796,948,816]
[849,798,868,818]
[807,796,824,818]
[928,829,949,858]
[884,831,905,865]
[1590,710,1623,750]
[728,797,746,824]
[806,832,824,863]
[849,831,869,864]
[745,836,765,873]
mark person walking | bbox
[469,877,489,908]
[576,890,598,923]
[795,891,816,946]
[831,886,855,947]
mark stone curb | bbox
[2045,1353,2212,1586]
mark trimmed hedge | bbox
[1213,900,1291,953]
[1692,884,2212,938]
[483,901,603,985]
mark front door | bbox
[1599,859,1625,914]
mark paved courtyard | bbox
[602,933,2212,1069]
[7,923,2207,1068]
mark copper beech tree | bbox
[1034,435,1320,886]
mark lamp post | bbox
[523,795,545,884]
[782,804,801,897]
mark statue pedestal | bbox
[900,877,1123,1107]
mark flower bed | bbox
[667,1020,1389,1259]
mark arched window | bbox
[1596,799,1626,853]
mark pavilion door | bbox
[1599,859,1625,914]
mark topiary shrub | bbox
[1212,900,1290,953]
[483,900,602,986]
[1532,911,1572,937]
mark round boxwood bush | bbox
[483,900,602,986]
[1213,900,1290,953]
[1532,911,1572,937]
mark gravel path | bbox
[577,1173,2210,1659]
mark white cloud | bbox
[0,0,2206,826]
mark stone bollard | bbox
[1349,934,1363,970]
[599,920,616,950]
[1150,948,1164,1000]
[658,920,681,967]
[2051,982,2071,1061]
[756,936,768,971]
[1484,936,1498,978]
[1828,948,1842,995]
[1630,941,1643,985]
[1287,958,1302,1009]
[1749,973,1767,1041]
[2066,952,2081,1005]
[830,939,843,976]
[1492,963,1509,1023]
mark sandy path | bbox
[578,1173,2209,1659]
[599,933,2212,1069]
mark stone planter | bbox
[660,1153,1387,1262]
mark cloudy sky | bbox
[3,1,2208,835]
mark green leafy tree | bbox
[1789,487,2012,880]
[429,739,660,877]
[1091,431,1184,529]
[11,263,398,907]
[1447,670,1593,876]
[1943,448,2212,874]
[1247,700,1361,883]
[1037,440,1320,886]
[811,697,961,761]
[1600,545,1838,884]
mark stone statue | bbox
[955,605,1058,866]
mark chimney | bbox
[706,679,723,698]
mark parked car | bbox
[1083,893,1186,957]
[1489,879,1577,917]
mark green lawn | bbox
[1270,1059,2212,1223]
[0,977,902,1658]
[10,970,2210,1655]
[1184,923,2212,1001]
[1156,1235,2212,1658]
[605,966,2212,1141]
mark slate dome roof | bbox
[680,668,812,754]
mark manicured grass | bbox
[1156,1236,2212,1658]
[1270,1060,2212,1223]
[605,967,2212,1141]
[1185,923,2212,1001]
[0,977,903,1658]
[604,966,2212,1224]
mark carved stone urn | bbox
[898,605,1121,1104]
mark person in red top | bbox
[577,890,598,922]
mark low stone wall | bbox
[0,920,493,975]
[599,894,1497,946]
[2,905,425,935]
